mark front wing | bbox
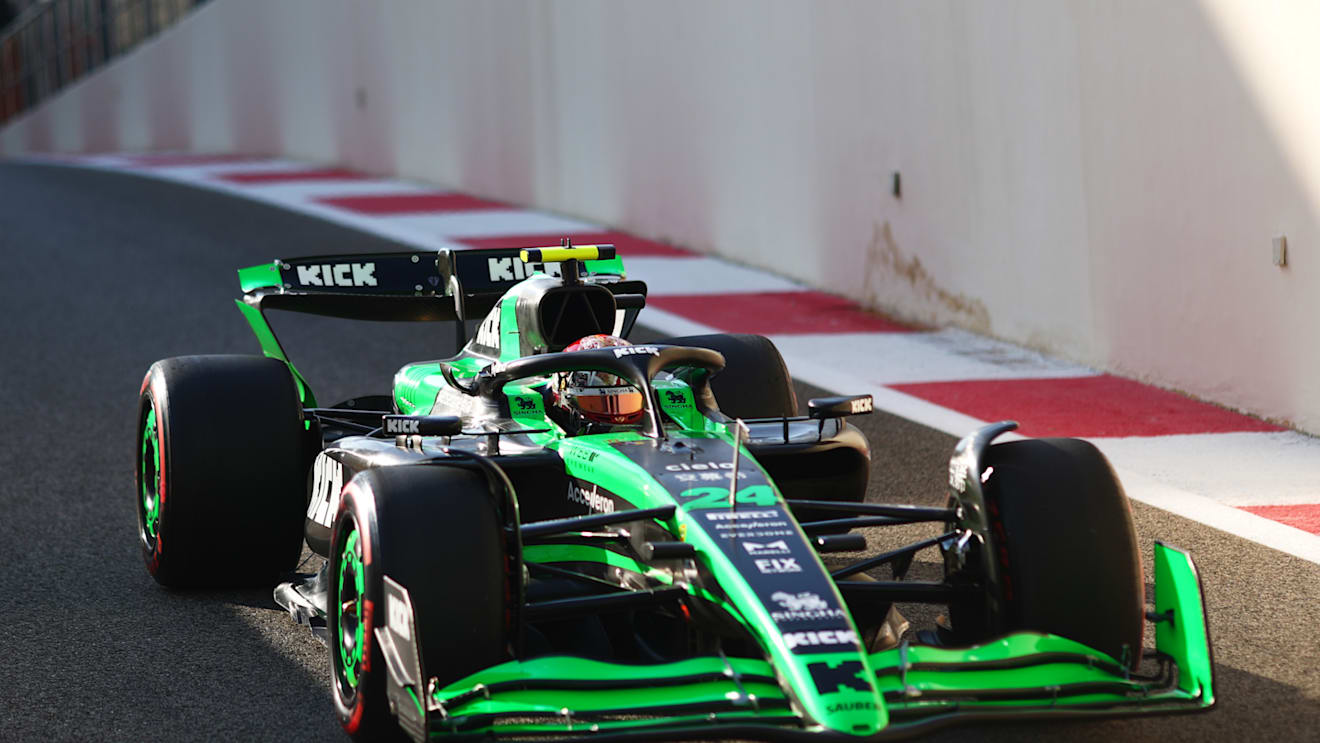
[394,543,1212,741]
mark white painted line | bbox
[14,153,129,168]
[785,354,1016,442]
[221,179,440,200]
[104,159,313,181]
[626,256,806,296]
[385,210,604,238]
[638,307,1012,438]
[23,158,468,252]
[1091,431,1320,506]
[768,329,1099,386]
[234,198,469,252]
[146,158,312,175]
[788,351,1320,564]
[1118,469,1320,564]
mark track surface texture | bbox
[3,163,1317,741]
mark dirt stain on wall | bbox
[862,221,990,334]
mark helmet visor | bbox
[573,386,644,420]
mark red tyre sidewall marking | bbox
[154,391,166,554]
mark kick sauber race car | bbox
[135,243,1214,741]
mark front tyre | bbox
[136,355,307,587]
[329,467,513,741]
[949,438,1144,668]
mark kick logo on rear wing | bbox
[445,245,624,293]
[239,245,624,299]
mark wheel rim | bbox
[139,405,162,546]
[336,521,366,694]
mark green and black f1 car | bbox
[135,243,1214,741]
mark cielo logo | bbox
[665,461,734,471]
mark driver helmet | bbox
[553,335,645,425]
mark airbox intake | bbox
[538,285,617,350]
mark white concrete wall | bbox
[4,0,1319,433]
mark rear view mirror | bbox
[807,394,874,419]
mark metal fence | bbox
[0,0,207,125]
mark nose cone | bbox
[609,434,890,733]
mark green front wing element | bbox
[427,543,1212,740]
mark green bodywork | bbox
[236,251,1214,739]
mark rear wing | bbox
[237,246,628,322]
[234,245,639,407]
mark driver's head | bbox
[553,335,645,425]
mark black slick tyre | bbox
[660,333,798,418]
[662,333,866,524]
[329,466,512,741]
[951,438,1144,668]
[136,355,307,587]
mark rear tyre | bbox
[949,438,1144,667]
[660,333,797,418]
[663,333,865,525]
[136,355,307,587]
[329,466,512,741]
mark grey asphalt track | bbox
[3,162,1318,741]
